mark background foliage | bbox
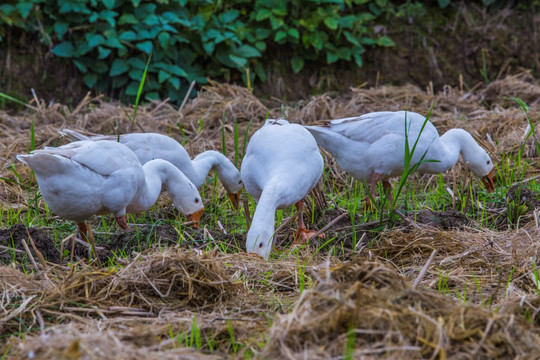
[0,0,538,104]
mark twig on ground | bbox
[413,249,437,289]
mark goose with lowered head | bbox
[241,119,324,259]
[17,140,205,249]
[305,111,495,208]
[60,130,243,208]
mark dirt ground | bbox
[1,72,540,358]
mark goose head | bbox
[218,166,244,209]
[462,142,495,193]
[170,180,205,227]
[246,223,274,260]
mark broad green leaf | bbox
[104,34,123,49]
[344,31,359,46]
[288,28,299,40]
[168,76,180,90]
[339,15,357,29]
[308,33,323,50]
[291,56,304,73]
[110,59,129,76]
[236,45,261,58]
[103,0,116,9]
[119,31,137,41]
[377,36,395,47]
[272,7,288,16]
[353,53,363,67]
[153,63,187,78]
[274,30,287,43]
[129,69,144,80]
[158,70,169,83]
[143,14,160,26]
[54,22,69,40]
[52,42,74,58]
[375,0,387,6]
[0,4,15,16]
[269,15,284,30]
[438,0,451,8]
[323,17,338,30]
[229,54,247,68]
[220,10,239,23]
[128,58,146,69]
[136,41,153,54]
[16,2,33,19]
[83,73,98,87]
[97,46,111,59]
[158,32,170,49]
[88,34,105,48]
[360,37,376,45]
[358,12,375,21]
[337,47,352,60]
[255,8,271,21]
[203,41,215,54]
[145,91,160,100]
[118,13,138,25]
[326,51,339,64]
[73,60,88,73]
[255,28,271,40]
[125,81,139,95]
[255,41,267,51]
[99,10,118,27]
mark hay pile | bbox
[370,224,540,303]
[264,259,540,359]
[0,249,238,335]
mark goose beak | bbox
[187,207,204,228]
[228,190,242,209]
[248,252,264,260]
[481,168,495,193]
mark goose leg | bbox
[382,180,393,207]
[364,172,382,210]
[77,221,101,265]
[292,199,321,245]
[115,216,129,230]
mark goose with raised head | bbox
[241,119,324,259]
[305,111,495,208]
[60,130,243,208]
[17,140,205,248]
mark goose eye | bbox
[195,198,199,203]
[259,242,263,248]
[239,180,242,185]
[486,160,491,165]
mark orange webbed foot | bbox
[292,228,325,246]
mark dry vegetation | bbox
[1,71,540,359]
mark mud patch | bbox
[410,209,471,230]
[0,223,60,264]
[506,184,540,209]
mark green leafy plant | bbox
[0,0,403,105]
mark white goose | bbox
[17,140,205,246]
[305,111,495,207]
[60,130,243,208]
[241,119,324,259]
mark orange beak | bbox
[187,207,204,228]
[481,167,495,193]
[248,252,264,260]
[228,190,242,209]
